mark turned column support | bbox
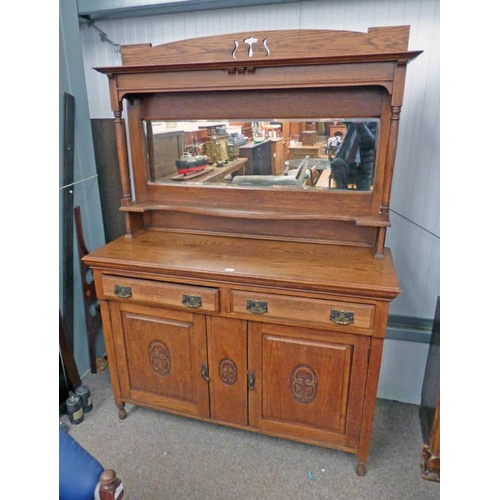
[113,110,132,207]
[381,105,402,212]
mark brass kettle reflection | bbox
[204,138,229,164]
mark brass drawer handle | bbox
[114,285,132,299]
[330,309,354,325]
[182,294,202,308]
[246,300,268,314]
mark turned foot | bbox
[355,463,366,476]
[117,403,127,420]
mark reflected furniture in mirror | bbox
[84,27,421,475]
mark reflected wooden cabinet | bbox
[84,27,421,475]
[270,138,284,174]
[238,140,272,175]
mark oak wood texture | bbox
[101,274,219,313]
[117,27,415,67]
[85,230,401,301]
[85,27,419,475]
[230,289,375,330]
[109,302,210,418]
[248,322,370,451]
[207,316,248,426]
[84,228,400,474]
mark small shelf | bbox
[119,200,390,227]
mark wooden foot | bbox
[355,463,366,476]
[118,404,127,420]
[420,445,440,482]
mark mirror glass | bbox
[143,119,379,190]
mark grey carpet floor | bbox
[61,368,440,499]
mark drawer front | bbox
[230,290,374,330]
[101,275,219,312]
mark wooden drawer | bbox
[101,275,219,312]
[230,290,374,330]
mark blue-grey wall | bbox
[60,0,106,375]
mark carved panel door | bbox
[109,302,210,418]
[206,316,248,426]
[248,323,370,450]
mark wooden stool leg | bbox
[98,469,124,500]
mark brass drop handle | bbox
[246,300,268,314]
[330,309,354,325]
[201,363,210,382]
[182,294,202,308]
[248,371,256,390]
[114,285,132,299]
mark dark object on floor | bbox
[75,206,103,373]
[66,395,85,425]
[59,427,124,500]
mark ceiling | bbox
[78,0,315,22]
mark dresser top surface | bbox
[84,230,401,299]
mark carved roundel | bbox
[290,364,318,404]
[218,358,238,385]
[148,341,171,377]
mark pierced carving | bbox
[244,36,258,57]
[148,341,171,377]
[218,358,238,385]
[231,36,270,59]
[231,40,239,59]
[290,364,318,404]
[262,38,270,56]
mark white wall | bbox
[378,339,430,404]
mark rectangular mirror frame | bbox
[95,27,421,256]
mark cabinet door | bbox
[207,317,248,425]
[248,323,370,450]
[258,141,272,174]
[109,302,209,418]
